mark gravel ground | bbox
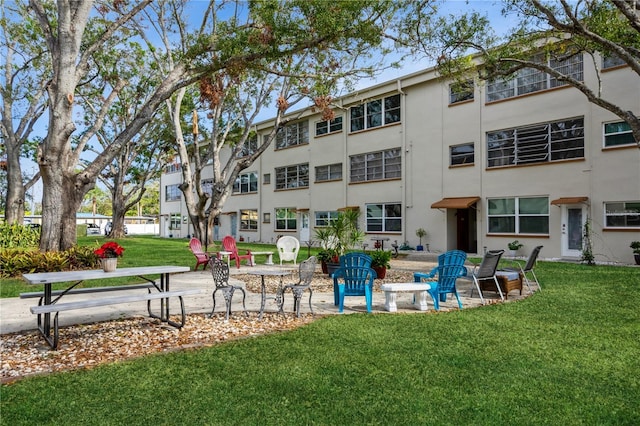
[1,268,419,384]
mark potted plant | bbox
[416,228,427,251]
[369,250,392,279]
[630,241,640,265]
[94,241,125,272]
[507,240,523,257]
[314,209,365,275]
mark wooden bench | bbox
[29,288,201,349]
[380,283,432,312]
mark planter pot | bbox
[635,254,640,265]
[372,266,387,279]
[416,245,424,251]
[101,258,118,272]
[508,250,518,257]
[326,262,340,276]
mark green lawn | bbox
[1,236,639,424]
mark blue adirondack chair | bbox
[413,250,468,310]
[332,253,376,313]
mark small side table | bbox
[380,283,432,312]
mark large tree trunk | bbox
[3,136,26,224]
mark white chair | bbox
[277,236,300,265]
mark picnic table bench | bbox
[22,266,196,349]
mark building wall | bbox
[160,57,640,264]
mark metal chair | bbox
[498,245,543,293]
[470,250,505,304]
[333,253,376,313]
[208,257,247,321]
[277,236,300,265]
[280,256,317,317]
[413,250,468,310]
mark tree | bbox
[24,0,403,251]
[407,0,640,147]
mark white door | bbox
[561,205,586,258]
[300,212,310,243]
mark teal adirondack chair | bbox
[413,250,468,310]
[332,253,376,313]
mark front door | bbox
[562,205,586,258]
[300,212,310,243]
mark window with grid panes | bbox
[275,164,309,189]
[604,121,636,147]
[350,148,401,182]
[232,172,258,194]
[275,121,308,149]
[488,197,549,234]
[450,143,474,166]
[350,94,400,132]
[315,211,339,227]
[315,116,343,136]
[315,163,342,182]
[275,208,297,230]
[240,209,258,231]
[366,203,402,232]
[165,184,181,201]
[604,201,640,228]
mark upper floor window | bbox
[315,210,339,227]
[604,201,640,228]
[366,203,402,233]
[164,162,182,174]
[315,163,342,182]
[275,207,297,231]
[275,163,309,190]
[240,209,258,231]
[450,143,475,166]
[604,121,636,148]
[487,52,583,102]
[263,173,271,185]
[315,116,343,136]
[488,196,549,234]
[602,54,625,69]
[165,184,181,202]
[237,135,258,157]
[232,172,258,194]
[276,121,308,149]
[350,94,401,132]
[487,117,584,168]
[449,80,474,104]
[202,179,213,196]
[350,148,401,183]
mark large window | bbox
[488,197,549,234]
[315,211,339,227]
[232,172,258,194]
[449,80,474,104]
[350,148,401,182]
[487,117,584,168]
[602,54,625,69]
[240,209,258,231]
[165,184,181,201]
[487,52,583,102]
[450,143,475,166]
[275,163,309,189]
[350,94,401,132]
[237,135,258,157]
[275,208,297,231]
[315,116,343,136]
[169,213,181,230]
[604,121,636,148]
[604,201,640,228]
[315,163,342,182]
[366,203,402,232]
[276,121,308,149]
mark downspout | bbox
[398,79,408,245]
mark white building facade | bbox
[160,54,640,264]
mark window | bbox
[487,117,584,168]
[350,94,401,132]
[315,116,343,136]
[240,209,258,231]
[164,162,182,174]
[315,163,342,182]
[604,121,636,148]
[449,80,474,104]
[315,211,339,227]
[263,173,270,184]
[350,148,401,182]
[487,52,583,102]
[276,121,308,149]
[169,213,181,230]
[275,208,297,231]
[263,212,270,223]
[604,201,640,228]
[232,172,258,194]
[450,143,475,166]
[202,179,213,196]
[165,184,181,201]
[488,197,549,234]
[602,54,625,69]
[275,163,309,189]
[366,203,402,232]
[237,135,258,157]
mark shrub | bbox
[0,223,41,248]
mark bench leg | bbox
[265,254,273,265]
[412,291,429,311]
[384,291,397,312]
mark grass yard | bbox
[1,236,639,424]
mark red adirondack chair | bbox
[221,236,253,269]
[189,238,211,271]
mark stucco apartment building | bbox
[160,53,639,264]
